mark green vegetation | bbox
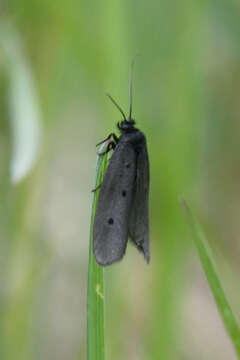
[181,199,240,358]
[87,151,108,360]
[1,1,240,359]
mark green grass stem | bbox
[87,149,108,360]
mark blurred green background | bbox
[1,1,240,359]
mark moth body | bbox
[93,61,150,266]
[93,118,150,266]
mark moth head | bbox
[117,119,136,132]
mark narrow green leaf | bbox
[87,148,108,360]
[181,198,240,358]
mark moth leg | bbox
[92,183,102,192]
[93,138,116,191]
[98,140,116,156]
[96,133,118,147]
[112,133,118,143]
[96,133,118,146]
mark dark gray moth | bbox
[93,61,150,266]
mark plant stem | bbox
[87,151,108,360]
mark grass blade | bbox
[87,147,108,360]
[181,198,240,358]
[0,20,41,184]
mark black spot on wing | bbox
[122,190,126,197]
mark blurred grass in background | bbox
[0,1,240,359]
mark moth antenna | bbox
[129,53,139,120]
[106,93,127,121]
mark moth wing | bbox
[129,138,150,262]
[93,142,137,266]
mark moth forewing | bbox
[93,142,137,266]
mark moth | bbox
[93,61,150,266]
